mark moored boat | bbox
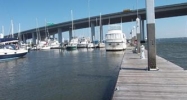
[66,37,78,50]
[87,42,94,48]
[105,25,126,51]
[0,38,28,60]
[49,39,60,49]
[77,37,89,48]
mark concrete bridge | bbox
[9,2,187,44]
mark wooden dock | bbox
[112,47,187,100]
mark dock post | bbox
[136,16,141,53]
[91,22,95,42]
[146,0,157,70]
[58,28,62,43]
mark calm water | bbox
[0,48,124,100]
[156,37,187,70]
[0,38,186,100]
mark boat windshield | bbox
[4,45,16,50]
[0,45,4,49]
[105,34,121,39]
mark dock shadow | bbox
[120,67,148,71]
[129,58,140,59]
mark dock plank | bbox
[112,47,187,100]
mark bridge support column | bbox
[32,32,36,45]
[58,28,62,43]
[91,22,95,42]
[53,34,55,40]
[23,34,26,43]
[69,29,72,42]
[100,25,103,42]
[40,33,46,41]
[146,0,157,70]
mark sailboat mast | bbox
[99,13,102,42]
[136,0,139,17]
[88,0,91,39]
[45,19,47,39]
[11,20,14,38]
[18,23,21,41]
[36,18,40,44]
[2,26,4,36]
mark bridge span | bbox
[9,2,187,44]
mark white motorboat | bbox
[49,39,60,49]
[77,37,89,48]
[105,25,127,51]
[87,42,94,48]
[66,37,78,50]
[0,38,28,60]
[40,45,51,50]
[97,42,105,48]
[37,40,50,50]
[19,41,31,50]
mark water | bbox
[156,37,187,70]
[0,37,186,100]
[0,48,124,100]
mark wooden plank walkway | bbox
[112,47,187,100]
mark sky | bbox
[0,0,187,40]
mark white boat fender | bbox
[140,45,145,59]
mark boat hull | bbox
[77,44,87,48]
[87,43,94,48]
[40,46,51,50]
[96,43,105,48]
[66,46,77,50]
[105,42,126,51]
[0,52,27,59]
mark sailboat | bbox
[40,19,51,50]
[18,24,30,50]
[35,19,50,50]
[66,10,78,50]
[87,36,94,48]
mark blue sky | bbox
[0,0,187,40]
